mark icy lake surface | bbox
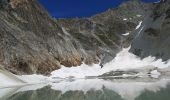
[1,79,170,100]
[0,47,170,100]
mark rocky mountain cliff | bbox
[0,0,88,75]
[56,0,150,66]
[0,0,164,75]
[130,0,170,61]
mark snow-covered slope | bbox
[1,47,170,88]
[0,70,25,87]
[0,69,48,88]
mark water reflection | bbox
[1,79,170,100]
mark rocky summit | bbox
[0,0,168,75]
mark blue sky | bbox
[38,0,160,18]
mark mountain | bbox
[56,0,150,66]
[0,0,165,75]
[130,0,170,61]
[0,0,85,75]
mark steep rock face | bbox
[56,0,149,65]
[0,0,150,75]
[130,0,170,61]
[0,0,89,75]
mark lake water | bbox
[1,78,170,100]
[1,47,170,100]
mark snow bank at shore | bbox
[0,48,170,88]
[50,48,170,78]
[0,70,48,88]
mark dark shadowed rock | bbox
[56,0,150,66]
[130,0,170,61]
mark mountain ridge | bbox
[0,0,165,75]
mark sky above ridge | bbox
[38,0,161,18]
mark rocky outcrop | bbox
[0,0,151,75]
[130,0,170,61]
[0,0,87,75]
[56,0,149,65]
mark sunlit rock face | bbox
[0,0,85,74]
[130,0,170,61]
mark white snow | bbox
[0,70,24,87]
[0,47,170,99]
[122,32,130,36]
[136,26,144,37]
[136,14,142,17]
[123,18,127,21]
[1,46,170,88]
[135,21,144,38]
[50,47,170,79]
[50,63,101,79]
[135,21,142,29]
[0,70,49,88]
[61,27,70,36]
[150,70,161,78]
[17,74,49,83]
[154,0,161,3]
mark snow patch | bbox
[150,70,161,78]
[62,27,70,36]
[0,70,24,87]
[123,18,127,21]
[154,0,161,3]
[50,47,170,79]
[136,15,142,17]
[0,70,49,88]
[122,32,130,36]
[17,74,49,83]
[136,21,142,29]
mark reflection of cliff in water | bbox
[5,84,170,100]
[1,79,170,100]
[7,86,124,100]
